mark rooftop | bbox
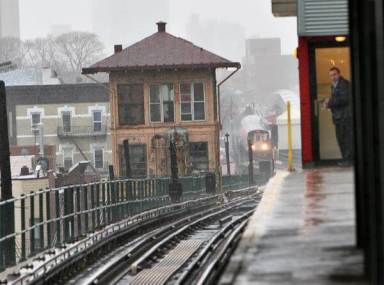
[82,22,240,74]
[5,83,108,104]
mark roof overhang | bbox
[82,62,241,75]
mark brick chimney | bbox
[114,44,122,54]
[157,21,166,32]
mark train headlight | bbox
[251,144,257,152]
[261,143,270,151]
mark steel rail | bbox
[195,219,249,285]
[127,202,251,275]
[174,209,254,285]
[126,208,255,285]
[80,197,257,285]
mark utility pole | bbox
[225,133,231,176]
[169,140,182,203]
[0,81,15,267]
[248,139,254,186]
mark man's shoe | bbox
[337,161,352,167]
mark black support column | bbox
[349,0,384,283]
[0,81,15,267]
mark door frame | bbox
[308,39,350,164]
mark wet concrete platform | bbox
[220,168,367,285]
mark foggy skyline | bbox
[19,0,297,59]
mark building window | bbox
[180,82,205,121]
[93,110,102,132]
[119,144,147,177]
[150,84,175,123]
[31,113,41,129]
[62,111,72,133]
[94,148,104,169]
[31,112,41,139]
[117,84,144,126]
[62,146,73,170]
[190,142,209,171]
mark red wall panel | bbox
[298,37,313,163]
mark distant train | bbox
[222,113,275,176]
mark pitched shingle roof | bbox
[82,23,240,74]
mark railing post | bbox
[84,185,89,233]
[63,187,74,242]
[101,183,106,226]
[139,180,144,212]
[96,183,101,229]
[90,184,96,232]
[46,189,52,248]
[107,182,112,224]
[127,181,133,216]
[55,190,62,247]
[115,181,120,221]
[124,181,130,217]
[76,186,82,237]
[20,195,26,261]
[111,181,116,222]
[39,191,44,250]
[132,182,137,215]
[29,192,35,256]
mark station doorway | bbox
[310,42,351,163]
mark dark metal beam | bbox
[0,81,15,267]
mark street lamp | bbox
[224,133,231,176]
[169,136,182,203]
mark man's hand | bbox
[323,97,330,109]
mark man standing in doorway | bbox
[324,66,353,165]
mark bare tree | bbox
[54,32,104,73]
[0,37,24,65]
[23,37,56,68]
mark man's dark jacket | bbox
[327,76,351,122]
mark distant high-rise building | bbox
[241,38,298,99]
[0,0,20,38]
[92,0,170,53]
[185,14,245,61]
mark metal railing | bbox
[0,173,253,273]
[0,176,208,272]
[57,125,107,138]
[222,174,250,191]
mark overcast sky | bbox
[19,0,297,55]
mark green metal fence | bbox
[222,175,250,191]
[0,176,208,272]
[0,173,254,272]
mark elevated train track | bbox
[7,186,261,285]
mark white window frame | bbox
[61,110,72,133]
[92,110,103,132]
[149,83,175,123]
[62,146,74,170]
[30,112,41,136]
[30,112,41,128]
[93,147,104,169]
[180,82,206,122]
